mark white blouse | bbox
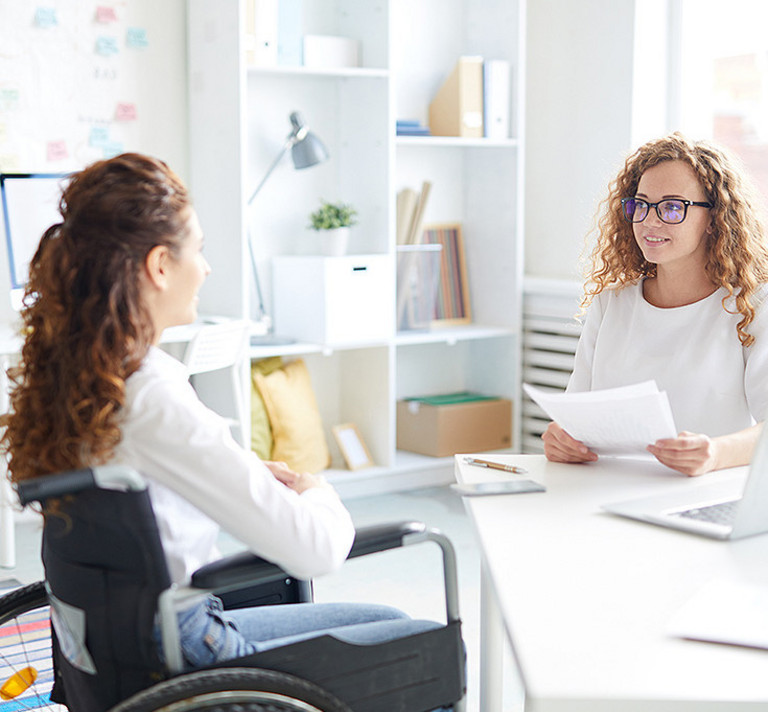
[568,281,768,437]
[111,347,354,585]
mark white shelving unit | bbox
[187,0,525,496]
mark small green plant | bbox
[308,200,358,230]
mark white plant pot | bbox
[319,227,350,256]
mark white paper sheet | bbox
[668,579,768,650]
[523,381,677,456]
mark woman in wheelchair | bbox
[1,153,445,672]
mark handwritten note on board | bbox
[95,36,120,56]
[126,28,149,48]
[114,103,137,121]
[46,140,69,162]
[95,6,118,23]
[34,7,58,29]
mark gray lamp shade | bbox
[288,111,329,168]
[291,132,329,169]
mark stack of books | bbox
[396,119,431,137]
[396,181,432,245]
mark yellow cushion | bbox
[254,358,330,473]
[250,356,283,459]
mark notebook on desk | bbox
[602,424,768,540]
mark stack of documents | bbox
[523,381,677,456]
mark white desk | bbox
[455,454,768,712]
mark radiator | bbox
[521,279,583,453]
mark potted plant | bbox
[308,199,358,256]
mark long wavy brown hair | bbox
[583,132,768,345]
[1,153,191,484]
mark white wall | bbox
[524,0,637,280]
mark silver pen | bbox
[464,457,528,474]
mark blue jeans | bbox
[166,596,453,711]
[175,594,443,666]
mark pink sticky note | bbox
[46,140,69,161]
[96,6,118,23]
[115,102,137,121]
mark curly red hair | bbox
[583,132,768,345]
[1,153,191,483]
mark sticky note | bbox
[46,140,69,162]
[126,27,148,48]
[102,141,124,158]
[0,89,20,111]
[95,36,119,56]
[0,154,21,172]
[115,102,137,121]
[95,6,118,23]
[88,126,110,148]
[34,7,58,28]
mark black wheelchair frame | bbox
[0,465,466,712]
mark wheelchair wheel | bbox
[111,667,353,712]
[0,580,66,711]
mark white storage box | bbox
[272,255,394,345]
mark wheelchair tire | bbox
[0,580,47,622]
[0,580,66,711]
[110,667,353,712]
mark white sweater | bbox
[568,281,768,437]
[112,347,354,585]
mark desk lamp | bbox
[247,111,329,343]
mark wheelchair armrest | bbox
[348,520,427,559]
[191,521,428,591]
[191,550,290,590]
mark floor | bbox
[2,484,525,712]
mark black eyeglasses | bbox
[621,197,712,225]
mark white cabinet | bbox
[187,0,525,496]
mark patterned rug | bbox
[0,578,61,711]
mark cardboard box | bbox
[397,394,512,457]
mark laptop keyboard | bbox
[673,499,740,526]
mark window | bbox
[674,0,768,202]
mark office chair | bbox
[182,320,250,446]
[0,466,465,712]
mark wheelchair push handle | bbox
[16,465,146,506]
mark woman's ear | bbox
[144,244,171,290]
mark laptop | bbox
[602,424,768,540]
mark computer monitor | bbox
[0,172,68,310]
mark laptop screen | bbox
[0,173,68,306]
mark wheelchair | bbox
[0,465,466,711]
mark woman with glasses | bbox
[543,132,768,475]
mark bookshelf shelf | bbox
[248,65,389,80]
[395,136,520,149]
[187,0,525,495]
[395,324,514,347]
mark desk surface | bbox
[455,454,768,711]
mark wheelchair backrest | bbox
[39,481,171,712]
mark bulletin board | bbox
[0,1,155,173]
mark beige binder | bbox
[428,56,484,138]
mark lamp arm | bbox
[247,136,295,206]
